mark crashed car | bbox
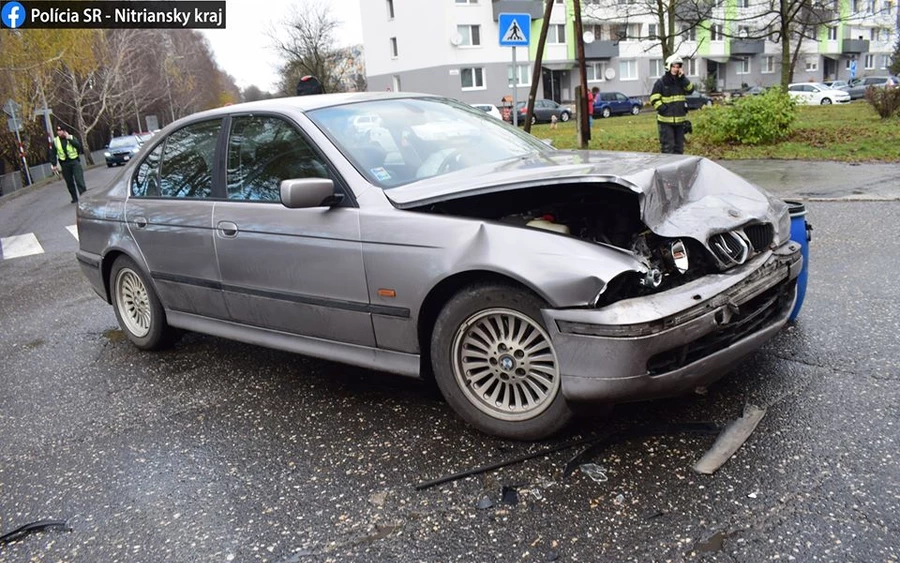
[75,93,802,440]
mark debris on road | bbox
[693,404,767,475]
[0,519,70,545]
[579,463,609,483]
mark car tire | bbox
[821,97,832,105]
[430,283,574,440]
[110,255,176,350]
[107,163,113,167]
[601,107,611,118]
[631,105,641,115]
[531,115,537,125]
[705,100,713,107]
[559,111,570,122]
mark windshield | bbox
[307,97,550,188]
[109,136,139,148]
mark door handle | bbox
[217,221,238,237]
[133,216,148,229]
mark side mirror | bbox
[280,178,340,209]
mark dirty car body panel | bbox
[76,92,801,439]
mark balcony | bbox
[730,39,764,55]
[491,0,543,21]
[584,40,619,59]
[841,38,870,54]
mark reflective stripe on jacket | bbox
[54,136,79,162]
[650,74,694,124]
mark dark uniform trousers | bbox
[59,158,87,202]
[657,122,686,155]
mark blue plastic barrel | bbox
[785,200,811,321]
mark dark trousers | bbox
[658,122,686,154]
[60,160,87,202]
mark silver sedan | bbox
[76,93,801,440]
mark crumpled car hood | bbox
[385,150,788,240]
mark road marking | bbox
[66,225,79,241]
[1,233,44,259]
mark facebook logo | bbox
[2,1,26,29]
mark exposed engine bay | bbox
[411,183,722,301]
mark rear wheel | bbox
[821,97,832,105]
[431,284,573,440]
[631,105,641,115]
[110,255,176,350]
[601,107,611,118]
[559,111,570,122]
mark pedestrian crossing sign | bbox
[498,13,530,47]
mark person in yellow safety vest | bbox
[649,54,694,154]
[49,125,87,203]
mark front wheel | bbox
[631,105,641,115]
[820,97,832,105]
[110,255,176,350]
[559,111,570,122]
[430,284,573,440]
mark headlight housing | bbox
[104,152,111,157]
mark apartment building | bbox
[360,0,898,103]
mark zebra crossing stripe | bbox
[66,225,79,241]
[1,233,44,259]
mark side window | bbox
[226,115,330,201]
[616,93,628,101]
[131,143,164,197]
[158,120,221,199]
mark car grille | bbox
[709,223,774,268]
[744,223,773,252]
[646,280,794,375]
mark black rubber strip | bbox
[0,519,70,545]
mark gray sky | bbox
[201,0,363,92]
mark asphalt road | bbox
[0,164,897,562]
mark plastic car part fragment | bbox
[0,519,71,545]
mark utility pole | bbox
[574,0,591,148]
[524,0,555,134]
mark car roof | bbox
[183,92,441,123]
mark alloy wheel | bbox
[115,268,152,338]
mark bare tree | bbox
[271,1,352,94]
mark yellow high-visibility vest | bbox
[54,136,79,162]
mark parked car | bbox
[104,135,143,167]
[514,99,571,125]
[592,92,642,118]
[787,82,851,105]
[472,103,504,120]
[76,93,801,440]
[823,80,849,90]
[731,85,769,98]
[840,75,900,100]
[685,91,714,110]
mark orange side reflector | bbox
[377,288,397,298]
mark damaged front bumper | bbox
[543,241,802,403]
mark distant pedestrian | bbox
[49,125,87,203]
[589,86,599,127]
[649,54,694,154]
[550,114,558,129]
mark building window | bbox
[870,28,878,40]
[386,0,394,19]
[650,58,664,77]
[866,0,875,12]
[864,54,875,69]
[390,37,398,58]
[685,57,698,76]
[882,55,891,68]
[851,0,860,10]
[737,25,751,38]
[548,24,566,44]
[586,61,609,81]
[710,24,724,41]
[736,56,750,74]
[827,26,837,40]
[508,64,532,86]
[619,59,638,80]
[845,58,853,69]
[805,58,818,71]
[762,55,775,73]
[460,67,485,90]
[457,24,481,46]
[739,0,750,7]
[647,24,659,40]
[681,24,696,41]
[392,75,401,92]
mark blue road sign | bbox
[499,13,530,47]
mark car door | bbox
[126,119,227,318]
[211,114,375,346]
[614,93,629,114]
